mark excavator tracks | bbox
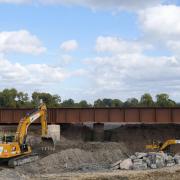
[8,153,39,168]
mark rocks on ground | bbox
[111,152,180,170]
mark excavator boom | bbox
[15,103,49,145]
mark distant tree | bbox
[111,99,123,107]
[140,93,154,107]
[0,88,17,108]
[156,93,176,107]
[102,99,113,107]
[123,98,139,107]
[176,103,180,107]
[0,88,178,108]
[61,99,75,107]
[32,92,61,108]
[78,100,91,108]
[94,99,105,107]
[16,91,32,108]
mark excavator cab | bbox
[2,135,14,143]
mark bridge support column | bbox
[48,124,61,143]
[93,123,104,141]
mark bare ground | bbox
[32,166,180,180]
[1,124,180,180]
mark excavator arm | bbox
[160,139,180,151]
[146,139,180,152]
[14,103,49,145]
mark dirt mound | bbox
[17,142,128,175]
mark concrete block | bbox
[174,155,180,164]
[165,155,173,161]
[145,158,151,167]
[135,152,147,159]
[120,158,133,170]
[130,155,137,160]
[165,155,175,167]
[146,152,165,169]
[155,154,165,168]
[166,161,175,167]
[133,159,143,164]
[156,159,165,168]
[133,162,148,170]
[150,164,157,169]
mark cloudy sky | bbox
[0,0,180,102]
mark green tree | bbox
[156,93,176,107]
[140,93,154,107]
[176,103,180,107]
[31,92,61,108]
[111,99,123,107]
[94,99,105,107]
[0,88,18,108]
[102,99,113,107]
[123,98,139,107]
[61,99,75,107]
[16,92,32,108]
[78,100,91,108]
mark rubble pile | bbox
[111,152,180,170]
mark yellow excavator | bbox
[146,139,180,152]
[0,103,53,167]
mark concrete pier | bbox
[48,124,61,143]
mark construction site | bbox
[1,0,180,179]
[0,105,180,179]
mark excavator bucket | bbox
[40,136,55,150]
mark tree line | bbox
[0,88,178,108]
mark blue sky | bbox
[0,0,180,102]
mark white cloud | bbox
[139,5,180,38]
[0,55,68,85]
[40,0,161,10]
[0,0,30,3]
[60,40,79,52]
[166,41,180,54]
[0,30,46,55]
[138,5,180,55]
[0,0,162,10]
[83,36,180,99]
[60,54,73,65]
[95,36,149,54]
[78,5,180,100]
[86,54,180,97]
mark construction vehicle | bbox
[0,103,53,167]
[146,139,180,153]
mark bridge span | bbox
[0,107,180,124]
